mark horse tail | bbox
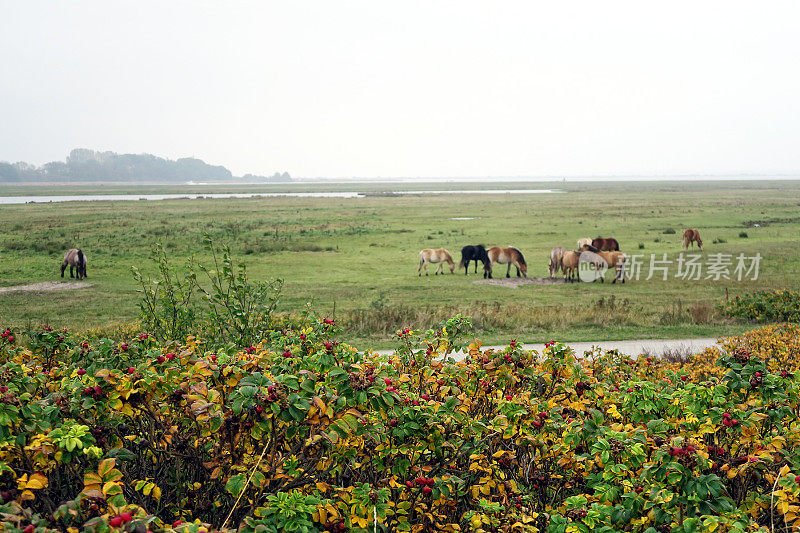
[612,239,619,251]
[510,247,526,266]
[77,249,85,267]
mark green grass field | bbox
[2,180,799,347]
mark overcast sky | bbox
[2,1,799,178]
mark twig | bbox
[220,440,271,531]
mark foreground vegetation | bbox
[2,180,800,345]
[2,313,800,532]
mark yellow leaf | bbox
[152,486,162,501]
[98,458,116,477]
[20,490,35,501]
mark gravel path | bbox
[376,337,721,360]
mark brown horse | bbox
[683,229,703,250]
[561,251,580,282]
[549,246,567,277]
[418,248,455,276]
[61,249,87,280]
[592,237,620,251]
[486,246,527,279]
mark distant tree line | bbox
[0,149,291,183]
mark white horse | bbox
[418,248,455,276]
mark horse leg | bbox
[61,263,66,278]
[487,260,494,279]
[515,263,520,277]
[474,260,478,274]
[435,262,442,275]
[506,263,511,278]
[418,258,424,276]
[70,265,75,278]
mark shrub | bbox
[133,236,282,348]
[713,237,727,244]
[739,231,749,238]
[2,321,800,532]
[638,243,645,249]
[719,288,800,322]
[663,228,676,234]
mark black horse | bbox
[459,245,490,276]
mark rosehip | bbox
[120,344,128,351]
[384,378,392,385]
[119,512,132,522]
[795,475,800,483]
[109,516,123,527]
[157,355,166,363]
[127,367,136,374]
[77,368,86,376]
[505,395,512,401]
[422,486,432,495]
[24,526,34,533]
[406,481,413,489]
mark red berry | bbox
[422,486,432,495]
[7,336,14,343]
[483,358,490,364]
[77,368,86,376]
[406,481,413,489]
[173,521,184,527]
[127,367,136,374]
[421,394,430,401]
[166,353,175,361]
[119,512,132,522]
[505,395,512,401]
[384,378,392,385]
[681,375,688,382]
[533,420,542,428]
[24,526,34,533]
[795,475,800,483]
[416,477,426,485]
[723,412,731,418]
[412,400,419,406]
[109,516,123,527]
[538,412,547,418]
[210,355,217,362]
[686,445,695,453]
[120,344,128,351]
[157,355,166,363]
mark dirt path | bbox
[0,281,93,294]
[474,277,565,288]
[375,337,721,360]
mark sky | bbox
[1,1,799,178]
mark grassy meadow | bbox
[1,180,799,347]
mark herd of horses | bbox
[418,245,527,279]
[58,228,702,285]
[417,229,703,284]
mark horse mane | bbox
[509,246,526,266]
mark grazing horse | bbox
[486,246,527,279]
[577,238,592,249]
[549,246,567,277]
[592,237,620,251]
[61,249,87,280]
[580,244,627,283]
[561,251,580,282]
[418,248,455,276]
[459,245,490,275]
[683,229,703,250]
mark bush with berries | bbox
[0,317,799,532]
